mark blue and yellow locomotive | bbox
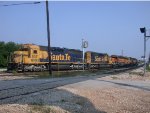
[7,44,138,72]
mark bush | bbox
[146,64,150,71]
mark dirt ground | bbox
[0,68,150,113]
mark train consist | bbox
[7,44,138,72]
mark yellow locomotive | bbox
[8,44,48,71]
[8,44,86,71]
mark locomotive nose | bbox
[12,51,23,63]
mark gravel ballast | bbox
[0,67,150,113]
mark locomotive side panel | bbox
[85,51,111,69]
[39,48,82,63]
[91,52,109,64]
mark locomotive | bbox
[7,44,138,72]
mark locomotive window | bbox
[33,50,37,54]
[14,54,19,57]
[20,48,28,51]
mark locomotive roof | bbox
[129,57,137,60]
[86,51,108,55]
[39,45,81,52]
[111,55,129,59]
[40,46,61,51]
[111,55,137,60]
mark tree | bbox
[0,41,20,68]
[148,54,150,64]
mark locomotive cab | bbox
[13,48,28,63]
[11,44,40,64]
[8,44,44,71]
[7,46,28,71]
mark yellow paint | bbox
[95,56,103,62]
[86,52,91,63]
[12,44,72,65]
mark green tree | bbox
[148,53,150,64]
[0,55,7,67]
[0,42,6,67]
[0,41,20,68]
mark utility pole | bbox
[144,30,146,75]
[140,27,150,76]
[46,1,52,75]
[149,53,150,64]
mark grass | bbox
[7,68,111,79]
[111,76,118,79]
[60,99,67,103]
[0,67,7,69]
[129,71,144,76]
[75,97,86,106]
[29,100,55,113]
[3,69,105,80]
[30,105,53,113]
[0,68,7,73]
[20,69,106,79]
[146,64,150,72]
[12,70,18,75]
[76,101,85,106]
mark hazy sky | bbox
[0,1,150,59]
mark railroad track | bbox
[0,66,142,104]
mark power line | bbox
[0,2,41,7]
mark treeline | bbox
[0,41,20,67]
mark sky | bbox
[0,1,150,59]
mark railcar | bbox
[117,56,130,67]
[111,55,119,67]
[8,44,83,71]
[85,51,112,69]
[129,57,138,66]
[111,55,131,67]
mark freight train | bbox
[7,44,138,72]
